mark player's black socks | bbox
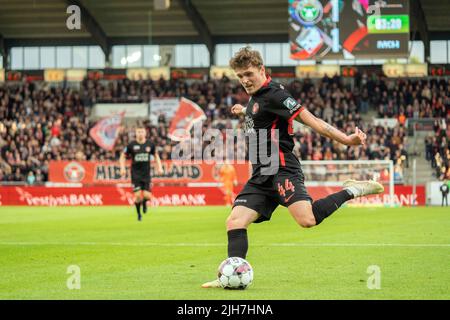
[135,201,141,215]
[142,200,147,214]
[312,190,353,225]
[227,228,248,259]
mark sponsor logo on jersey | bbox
[133,145,140,150]
[134,154,149,162]
[244,115,256,134]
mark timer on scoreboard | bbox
[367,15,409,34]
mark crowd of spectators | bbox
[0,73,448,184]
[425,119,450,180]
[373,77,448,120]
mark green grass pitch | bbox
[0,205,449,300]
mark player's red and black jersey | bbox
[123,140,155,179]
[243,76,305,182]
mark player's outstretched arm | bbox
[296,109,366,146]
[119,152,127,177]
[154,153,163,175]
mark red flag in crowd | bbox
[89,112,125,151]
[168,97,206,141]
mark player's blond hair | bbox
[229,46,264,70]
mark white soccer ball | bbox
[217,257,253,290]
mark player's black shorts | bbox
[131,174,150,192]
[233,168,312,223]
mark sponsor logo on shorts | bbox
[284,194,295,203]
[234,199,247,203]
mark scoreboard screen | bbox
[289,0,410,60]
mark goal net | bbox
[301,160,395,207]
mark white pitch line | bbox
[0,242,449,248]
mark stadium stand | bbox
[2,73,447,185]
[426,119,450,180]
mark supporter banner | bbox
[126,67,170,81]
[91,103,148,119]
[44,69,65,82]
[66,69,87,82]
[170,68,209,80]
[404,63,428,77]
[168,98,207,141]
[426,181,450,206]
[267,66,296,78]
[341,66,358,77]
[89,112,125,151]
[149,98,179,125]
[382,63,428,78]
[430,65,450,77]
[6,70,44,82]
[49,161,251,185]
[5,70,21,81]
[352,65,382,76]
[0,185,424,207]
[87,69,127,80]
[126,68,148,80]
[8,69,116,82]
[149,67,170,80]
[405,118,436,132]
[33,69,86,82]
[373,118,398,128]
[296,65,340,78]
[210,66,238,80]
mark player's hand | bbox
[120,167,127,178]
[231,104,245,115]
[347,127,367,146]
[155,167,164,176]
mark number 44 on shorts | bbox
[277,179,295,197]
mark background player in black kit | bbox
[120,126,163,221]
[202,47,385,288]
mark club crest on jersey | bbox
[146,146,151,152]
[252,102,259,114]
[283,97,301,114]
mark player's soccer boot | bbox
[138,214,142,221]
[201,279,221,288]
[343,179,384,198]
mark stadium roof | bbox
[0,0,449,63]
